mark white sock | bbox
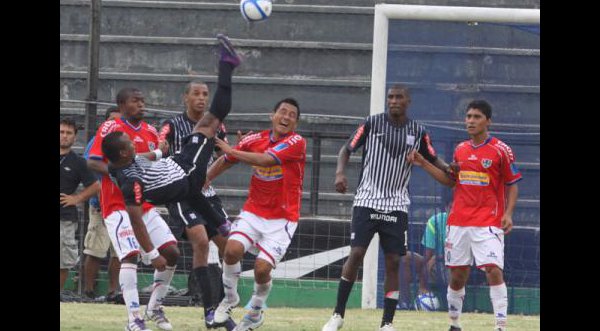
[147,265,176,312]
[490,283,508,330]
[249,280,272,314]
[120,263,141,322]
[222,262,241,303]
[447,286,465,328]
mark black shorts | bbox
[172,132,215,191]
[166,195,227,240]
[350,206,408,256]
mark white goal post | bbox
[363,4,540,309]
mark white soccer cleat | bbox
[233,310,265,331]
[144,306,173,331]
[379,323,397,331]
[322,313,344,331]
[125,317,152,331]
[214,295,241,324]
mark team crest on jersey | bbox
[481,159,492,168]
[148,142,156,150]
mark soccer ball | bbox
[240,0,272,22]
[414,292,440,311]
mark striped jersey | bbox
[160,111,227,197]
[346,113,438,212]
[109,155,189,206]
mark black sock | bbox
[194,266,213,315]
[209,62,234,121]
[334,278,354,318]
[381,297,398,326]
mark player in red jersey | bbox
[88,87,179,331]
[206,98,306,331]
[409,100,521,331]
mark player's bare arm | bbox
[205,154,235,190]
[214,137,277,167]
[60,182,100,207]
[137,140,169,161]
[126,204,167,271]
[409,150,456,187]
[193,112,222,139]
[334,144,350,194]
[502,184,519,235]
[87,159,109,175]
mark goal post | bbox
[363,4,540,309]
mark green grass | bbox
[60,302,540,330]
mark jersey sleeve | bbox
[159,120,174,156]
[266,134,306,165]
[120,177,145,206]
[345,118,371,153]
[499,143,523,185]
[418,131,438,164]
[89,120,118,161]
[224,133,257,163]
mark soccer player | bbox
[159,80,236,329]
[322,85,448,331]
[418,199,451,296]
[409,100,521,331]
[82,106,122,302]
[206,98,306,331]
[98,33,240,330]
[88,89,180,331]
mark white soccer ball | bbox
[414,292,440,311]
[240,0,272,22]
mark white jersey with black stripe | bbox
[347,113,438,213]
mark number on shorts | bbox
[127,237,138,249]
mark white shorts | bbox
[444,226,504,270]
[228,211,298,268]
[105,208,177,261]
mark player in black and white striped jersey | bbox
[323,85,450,331]
[159,80,236,329]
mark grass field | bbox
[60,303,540,330]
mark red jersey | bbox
[447,136,522,227]
[89,118,158,218]
[224,130,306,222]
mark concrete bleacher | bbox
[60,0,539,224]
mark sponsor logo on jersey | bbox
[133,136,144,144]
[468,154,478,161]
[459,171,490,186]
[134,181,143,204]
[406,134,415,146]
[481,159,492,168]
[100,120,118,138]
[253,165,283,180]
[273,142,289,152]
[63,167,71,171]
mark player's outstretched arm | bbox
[335,144,351,194]
[214,137,277,167]
[409,150,456,187]
[126,204,166,271]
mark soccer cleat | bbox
[214,295,240,324]
[126,318,151,331]
[449,327,462,331]
[233,310,264,331]
[145,306,172,331]
[379,323,397,331]
[217,34,242,67]
[225,317,237,331]
[322,313,344,331]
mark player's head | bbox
[270,98,300,136]
[184,81,210,116]
[60,118,77,149]
[387,85,411,118]
[116,87,145,122]
[465,99,492,136]
[102,131,136,165]
[104,105,121,121]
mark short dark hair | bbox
[116,87,142,105]
[467,99,492,119]
[273,98,300,119]
[104,106,119,120]
[60,118,78,133]
[184,80,208,95]
[388,84,411,98]
[102,131,126,163]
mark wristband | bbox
[153,149,163,160]
[144,248,160,261]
